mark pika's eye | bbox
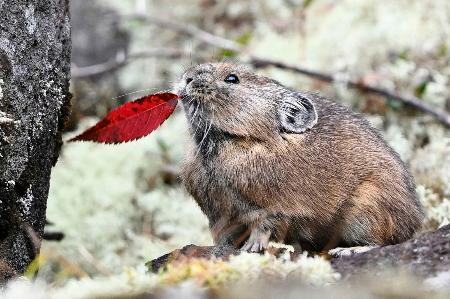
[186,77,193,84]
[224,74,239,84]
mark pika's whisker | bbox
[189,104,199,125]
[192,105,203,137]
[187,97,196,105]
[112,87,160,101]
[195,106,214,157]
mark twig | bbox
[78,245,112,276]
[46,250,90,278]
[22,224,41,256]
[42,231,65,241]
[250,58,450,128]
[71,48,190,78]
[124,13,242,52]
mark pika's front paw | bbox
[241,229,270,253]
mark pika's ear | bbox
[278,95,318,133]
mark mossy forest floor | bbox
[2,0,450,297]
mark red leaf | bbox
[69,92,180,144]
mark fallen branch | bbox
[42,231,64,241]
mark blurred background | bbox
[36,0,449,287]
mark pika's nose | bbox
[189,72,213,88]
[191,79,207,89]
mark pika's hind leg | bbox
[328,246,377,257]
[341,179,397,246]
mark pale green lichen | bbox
[417,185,450,229]
[410,126,450,198]
[0,78,3,99]
[2,251,338,299]
[1,278,48,299]
[252,0,450,109]
[50,266,157,299]
[383,123,414,162]
[228,251,339,286]
[24,5,37,35]
[1,269,157,299]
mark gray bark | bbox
[0,0,71,281]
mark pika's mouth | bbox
[180,82,214,123]
[182,95,199,118]
[181,93,208,129]
[179,75,217,131]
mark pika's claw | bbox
[241,229,270,253]
[328,246,377,258]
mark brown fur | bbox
[175,63,424,252]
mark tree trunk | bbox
[0,0,71,282]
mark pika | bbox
[175,63,424,253]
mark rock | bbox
[147,226,450,279]
[331,225,450,279]
[147,244,239,273]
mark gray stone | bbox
[331,224,450,279]
[147,225,450,280]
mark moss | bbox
[417,185,450,229]
[0,78,4,99]
[410,126,450,199]
[157,258,240,288]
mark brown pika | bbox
[175,62,424,253]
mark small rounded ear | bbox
[278,95,318,133]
